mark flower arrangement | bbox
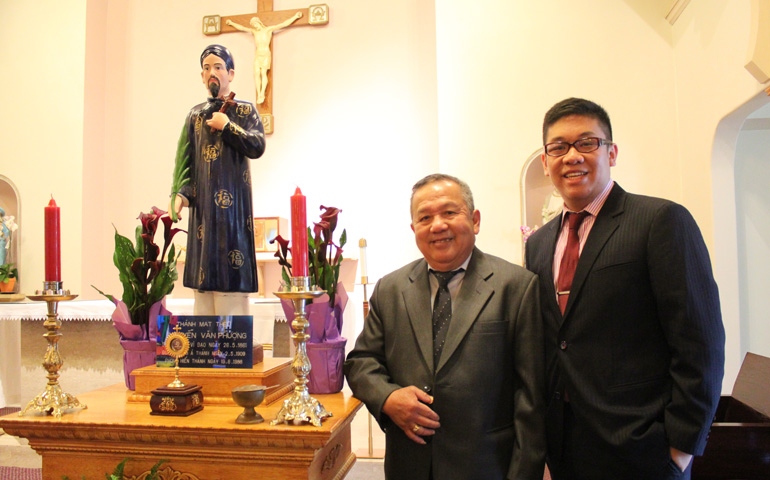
[272,205,346,307]
[93,207,184,330]
[520,225,539,243]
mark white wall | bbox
[0,1,87,293]
[435,0,680,263]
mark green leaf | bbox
[91,285,117,304]
[113,230,136,271]
[148,459,169,480]
[110,457,131,479]
[134,225,145,259]
[170,124,191,222]
[149,244,179,305]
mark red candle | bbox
[45,196,61,282]
[290,187,309,277]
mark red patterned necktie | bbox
[556,212,589,314]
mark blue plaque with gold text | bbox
[156,315,253,369]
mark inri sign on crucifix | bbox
[202,1,329,134]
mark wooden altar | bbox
[0,383,362,480]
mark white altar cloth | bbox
[0,298,283,322]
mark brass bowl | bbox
[231,384,267,424]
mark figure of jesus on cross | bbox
[226,13,303,105]
[205,2,329,133]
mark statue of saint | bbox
[0,207,17,266]
[173,45,266,315]
[226,13,303,104]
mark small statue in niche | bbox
[541,189,563,225]
[0,207,17,266]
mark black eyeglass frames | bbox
[544,137,613,157]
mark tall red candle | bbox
[45,196,62,282]
[290,187,309,277]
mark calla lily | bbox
[94,207,185,326]
[319,205,340,233]
[270,234,293,285]
[161,215,185,261]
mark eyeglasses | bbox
[544,137,613,157]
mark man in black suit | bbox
[525,98,725,480]
[345,174,545,479]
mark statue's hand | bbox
[170,194,187,222]
[226,19,233,26]
[296,12,303,18]
[206,112,230,131]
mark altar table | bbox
[0,383,362,480]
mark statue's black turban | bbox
[200,44,234,71]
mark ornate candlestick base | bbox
[271,276,332,427]
[20,282,87,418]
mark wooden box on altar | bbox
[150,384,204,416]
[692,352,770,479]
[129,357,294,406]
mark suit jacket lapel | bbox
[563,184,626,318]
[436,248,494,373]
[535,217,562,319]
[404,260,435,372]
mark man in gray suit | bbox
[345,174,545,480]
[525,98,725,479]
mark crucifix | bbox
[203,1,329,134]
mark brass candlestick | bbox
[271,276,332,427]
[20,281,87,418]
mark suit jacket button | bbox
[422,385,432,394]
[560,341,568,350]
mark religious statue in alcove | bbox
[0,206,18,266]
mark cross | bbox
[211,91,237,133]
[203,1,330,134]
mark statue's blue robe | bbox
[179,97,266,293]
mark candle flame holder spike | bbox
[271,276,332,427]
[20,282,87,418]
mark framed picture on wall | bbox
[253,217,288,253]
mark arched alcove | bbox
[0,174,21,293]
[734,101,770,359]
[712,90,770,370]
[519,148,558,263]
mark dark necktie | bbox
[556,212,589,314]
[431,269,463,365]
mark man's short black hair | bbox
[542,97,612,143]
